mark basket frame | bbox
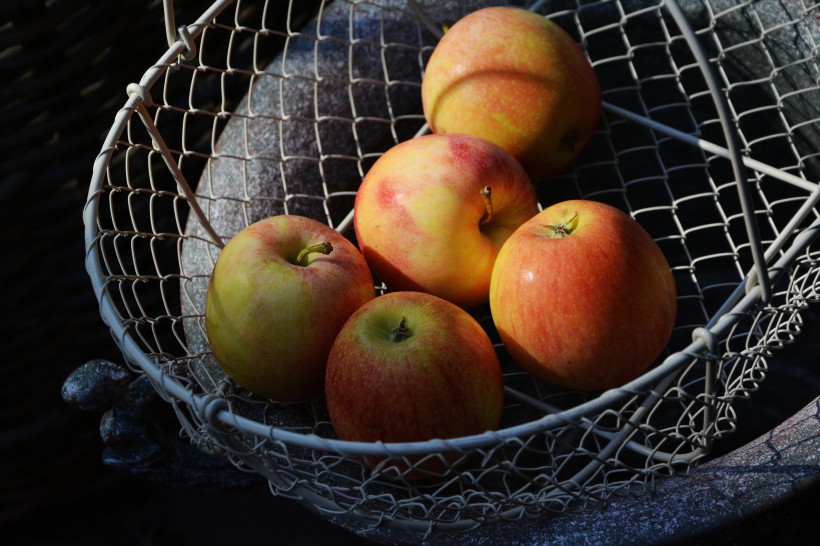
[83,0,820,534]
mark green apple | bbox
[422,6,602,181]
[205,215,374,401]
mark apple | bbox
[205,215,375,401]
[325,290,505,477]
[489,200,676,391]
[421,6,602,181]
[353,132,539,310]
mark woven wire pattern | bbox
[85,0,820,534]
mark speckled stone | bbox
[112,374,164,421]
[61,359,131,413]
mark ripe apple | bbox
[353,132,539,310]
[205,215,374,401]
[421,6,602,181]
[325,290,505,477]
[489,200,677,391]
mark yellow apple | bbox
[422,6,602,181]
[205,215,374,401]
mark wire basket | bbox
[84,0,820,538]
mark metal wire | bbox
[84,0,820,537]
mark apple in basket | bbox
[325,291,505,478]
[205,215,375,401]
[421,6,602,181]
[354,132,539,310]
[489,200,677,391]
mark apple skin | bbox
[353,133,539,310]
[421,6,602,181]
[205,215,375,401]
[325,291,504,477]
[489,200,677,391]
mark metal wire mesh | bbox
[84,0,820,537]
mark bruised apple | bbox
[325,291,504,478]
[422,6,601,181]
[354,133,538,309]
[205,215,374,401]
[489,200,676,391]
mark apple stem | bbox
[391,316,412,342]
[296,242,333,265]
[480,186,493,225]
[544,212,579,238]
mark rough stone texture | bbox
[61,359,131,413]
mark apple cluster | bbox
[203,7,677,467]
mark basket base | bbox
[333,396,820,544]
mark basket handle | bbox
[163,0,179,48]
[122,0,225,250]
[663,0,772,302]
[161,0,197,60]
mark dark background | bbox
[2,1,817,544]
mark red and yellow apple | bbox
[325,290,505,477]
[353,132,538,309]
[489,200,676,391]
[421,6,602,181]
[205,215,374,401]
